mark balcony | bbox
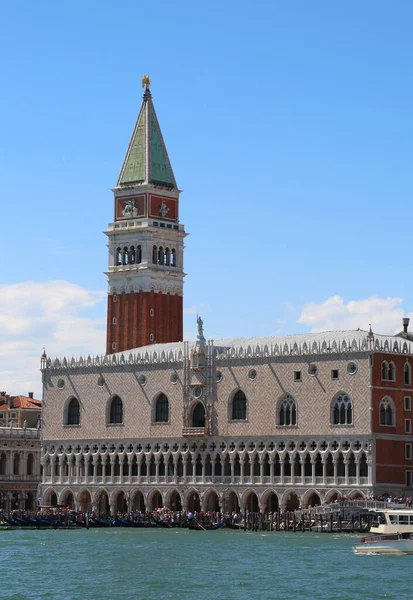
[182,427,209,438]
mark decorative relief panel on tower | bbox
[149,195,177,221]
[116,195,146,220]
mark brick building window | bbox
[404,363,411,385]
[331,369,339,380]
[406,471,412,487]
[294,371,301,382]
[406,443,412,460]
[331,393,353,425]
[67,398,80,425]
[154,393,169,423]
[382,361,396,381]
[405,397,411,411]
[108,396,123,424]
[278,395,297,426]
[379,397,395,426]
[231,390,247,421]
[405,419,411,434]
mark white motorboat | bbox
[369,508,413,535]
[355,532,413,555]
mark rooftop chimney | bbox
[403,317,410,337]
[28,392,34,399]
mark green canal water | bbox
[1,528,410,600]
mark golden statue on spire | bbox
[142,75,151,91]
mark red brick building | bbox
[372,321,413,489]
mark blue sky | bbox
[1,1,413,394]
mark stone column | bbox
[300,456,306,486]
[67,457,72,485]
[291,457,295,486]
[155,456,160,484]
[322,457,327,486]
[367,456,373,486]
[201,457,206,484]
[138,457,144,483]
[280,456,285,485]
[173,457,179,484]
[128,455,134,484]
[93,455,99,485]
[75,455,82,484]
[101,455,107,484]
[182,455,188,484]
[59,455,65,484]
[110,455,116,484]
[230,458,235,485]
[211,456,215,484]
[355,455,361,486]
[119,455,125,484]
[344,456,349,486]
[333,456,338,486]
[240,457,245,485]
[311,458,316,485]
[51,455,56,485]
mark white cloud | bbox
[298,294,412,334]
[0,281,106,398]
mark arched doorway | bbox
[325,490,340,504]
[44,489,58,507]
[96,490,109,515]
[263,491,279,512]
[244,491,259,513]
[167,490,182,511]
[61,490,74,509]
[284,491,299,511]
[115,491,127,513]
[148,489,163,510]
[203,489,220,512]
[303,490,321,507]
[348,490,364,500]
[192,402,206,427]
[225,490,240,513]
[131,490,145,512]
[187,491,201,513]
[79,490,92,512]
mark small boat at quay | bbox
[355,533,413,555]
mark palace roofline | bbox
[42,328,413,371]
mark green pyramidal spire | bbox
[117,84,177,189]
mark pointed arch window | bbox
[136,245,142,264]
[109,396,123,424]
[379,397,395,426]
[152,246,157,264]
[278,394,297,426]
[129,246,135,264]
[67,397,80,425]
[165,248,170,266]
[381,361,388,380]
[404,363,411,386]
[171,249,176,267]
[231,390,247,421]
[331,393,353,426]
[155,393,169,423]
[388,361,396,381]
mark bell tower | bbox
[105,77,187,354]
